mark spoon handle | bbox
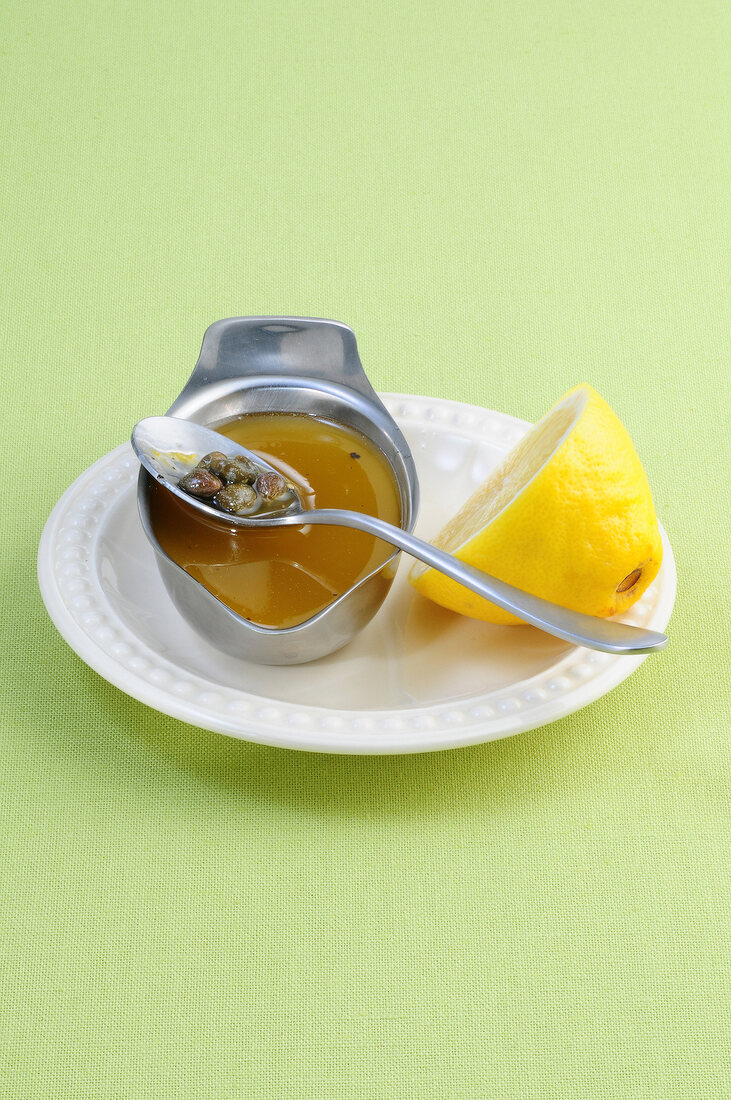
[304,509,667,655]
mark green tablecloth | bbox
[2,2,729,1096]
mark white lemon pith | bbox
[408,385,663,625]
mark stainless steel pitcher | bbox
[136,317,420,664]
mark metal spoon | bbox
[132,416,668,656]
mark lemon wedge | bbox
[408,384,663,624]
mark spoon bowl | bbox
[132,415,303,521]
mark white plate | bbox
[38,394,676,753]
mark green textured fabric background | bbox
[2,1,729,1097]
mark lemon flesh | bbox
[408,385,663,625]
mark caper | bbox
[214,483,259,514]
[255,471,288,500]
[196,451,227,473]
[179,469,223,498]
[219,455,259,484]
